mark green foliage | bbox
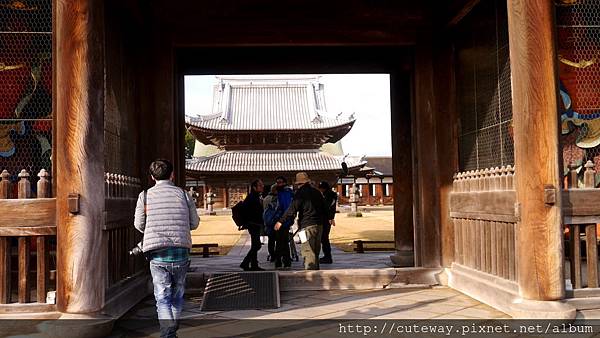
[185,130,195,159]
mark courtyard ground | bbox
[192,208,395,255]
[329,209,394,252]
[191,215,242,255]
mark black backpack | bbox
[231,200,247,230]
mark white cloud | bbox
[184,74,392,156]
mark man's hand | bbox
[330,219,336,226]
[275,222,282,231]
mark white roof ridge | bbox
[187,113,222,123]
[216,75,321,81]
[228,149,321,154]
[194,151,226,160]
[185,149,367,173]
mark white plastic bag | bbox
[298,229,308,243]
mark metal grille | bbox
[201,272,280,311]
[0,0,53,192]
[455,0,514,171]
[557,0,600,184]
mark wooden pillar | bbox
[376,183,384,205]
[56,0,106,313]
[412,36,441,268]
[390,72,416,267]
[433,37,458,267]
[507,0,564,300]
[223,184,229,209]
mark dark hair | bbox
[149,159,173,181]
[318,181,331,190]
[275,176,287,183]
[251,179,263,189]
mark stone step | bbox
[186,267,442,293]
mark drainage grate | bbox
[200,272,280,311]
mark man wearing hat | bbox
[275,172,328,270]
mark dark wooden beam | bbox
[447,0,481,27]
[0,199,56,227]
[433,36,459,267]
[563,189,600,216]
[389,72,414,267]
[450,191,517,219]
[413,33,441,268]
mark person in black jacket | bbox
[240,179,265,271]
[275,172,328,270]
[318,181,337,264]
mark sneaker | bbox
[275,260,282,269]
[240,263,251,271]
[250,266,265,271]
[319,257,333,264]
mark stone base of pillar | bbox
[25,313,115,338]
[449,263,576,319]
[389,250,414,267]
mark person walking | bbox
[275,172,327,270]
[240,179,265,271]
[274,176,294,268]
[134,159,200,338]
[263,183,278,262]
[318,181,337,264]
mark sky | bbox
[184,74,392,157]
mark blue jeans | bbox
[149,259,190,338]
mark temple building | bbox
[338,156,394,206]
[185,76,367,209]
[6,0,600,331]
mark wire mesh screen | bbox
[455,0,514,171]
[0,1,52,193]
[557,0,600,185]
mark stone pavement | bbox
[110,287,510,337]
[190,232,392,272]
[110,233,511,337]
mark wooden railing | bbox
[0,169,56,306]
[450,166,518,282]
[103,173,145,292]
[563,161,600,291]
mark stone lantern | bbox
[205,189,217,215]
[347,183,362,217]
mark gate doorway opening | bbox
[175,47,415,271]
[183,73,394,268]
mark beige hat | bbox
[294,172,310,185]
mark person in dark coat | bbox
[240,179,265,271]
[274,176,294,268]
[318,181,337,264]
[275,172,328,270]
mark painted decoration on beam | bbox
[556,0,600,186]
[0,5,53,188]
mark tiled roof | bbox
[364,157,393,176]
[186,77,355,131]
[186,150,366,173]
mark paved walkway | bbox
[190,232,392,272]
[111,235,511,336]
[111,287,510,337]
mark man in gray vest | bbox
[134,159,200,338]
